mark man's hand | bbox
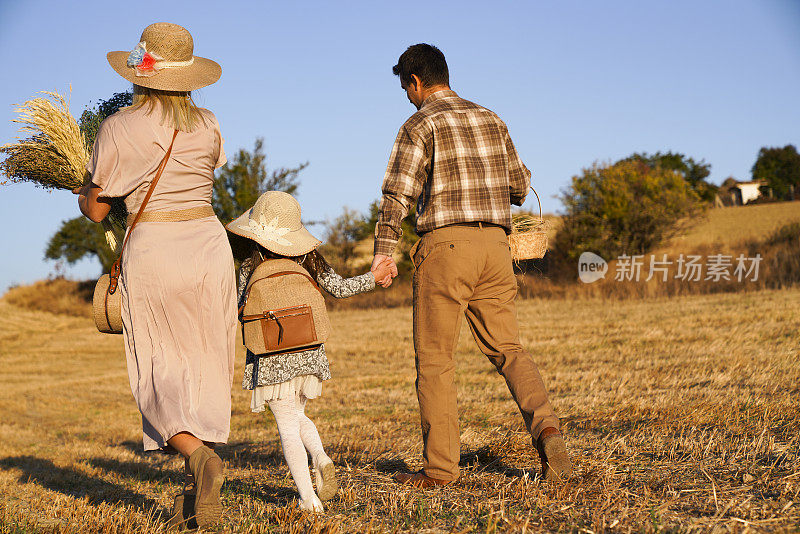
[372,254,398,288]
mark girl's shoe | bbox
[188,446,224,528]
[298,494,324,513]
[313,454,338,501]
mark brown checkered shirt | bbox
[374,89,532,256]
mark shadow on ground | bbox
[0,455,168,517]
[86,457,183,485]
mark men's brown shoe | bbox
[536,427,573,482]
[394,470,454,488]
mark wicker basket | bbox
[509,187,548,260]
[92,273,123,334]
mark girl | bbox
[226,191,393,512]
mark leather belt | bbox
[126,205,215,226]
[420,221,508,236]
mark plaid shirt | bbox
[374,89,532,256]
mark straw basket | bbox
[92,274,123,334]
[509,187,548,260]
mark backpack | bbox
[239,258,330,355]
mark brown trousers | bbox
[411,224,560,481]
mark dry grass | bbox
[515,201,800,250]
[0,287,798,532]
[2,279,93,318]
[669,202,800,249]
[0,91,88,191]
[512,211,562,242]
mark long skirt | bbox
[120,216,237,451]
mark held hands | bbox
[371,254,398,288]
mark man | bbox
[371,43,572,487]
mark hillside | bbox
[669,201,800,248]
[529,200,800,249]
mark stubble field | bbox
[0,288,798,533]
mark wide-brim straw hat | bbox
[226,191,322,257]
[107,22,221,91]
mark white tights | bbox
[268,393,329,507]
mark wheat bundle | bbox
[0,91,125,251]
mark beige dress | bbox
[88,104,237,452]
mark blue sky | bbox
[1,0,799,292]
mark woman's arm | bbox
[317,267,376,299]
[73,176,112,223]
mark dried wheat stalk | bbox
[0,90,123,251]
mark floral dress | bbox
[237,257,375,411]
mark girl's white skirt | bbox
[250,374,323,413]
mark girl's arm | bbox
[317,267,376,299]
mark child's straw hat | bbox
[107,23,221,91]
[226,191,322,257]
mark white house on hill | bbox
[730,181,764,205]
[715,179,767,207]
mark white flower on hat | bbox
[246,216,292,246]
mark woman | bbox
[74,22,235,529]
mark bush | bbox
[552,159,704,275]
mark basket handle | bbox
[525,186,543,221]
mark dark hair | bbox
[247,244,331,281]
[392,43,449,88]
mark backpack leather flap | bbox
[241,258,330,355]
[241,305,319,353]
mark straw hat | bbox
[226,191,322,257]
[107,23,221,91]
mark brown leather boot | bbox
[188,446,224,528]
[536,427,573,482]
[166,492,197,531]
[394,470,455,489]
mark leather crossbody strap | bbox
[238,270,322,316]
[107,129,179,295]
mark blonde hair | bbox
[128,85,207,132]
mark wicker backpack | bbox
[239,258,330,355]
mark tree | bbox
[553,159,703,264]
[212,137,307,225]
[751,145,800,201]
[46,216,117,272]
[624,151,717,202]
[319,207,367,277]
